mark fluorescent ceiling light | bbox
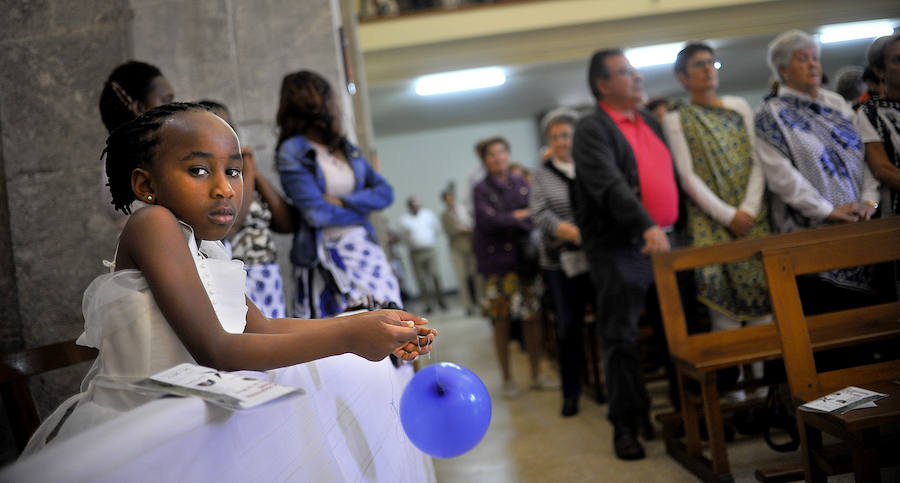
[625,42,683,68]
[415,67,506,96]
[818,20,895,44]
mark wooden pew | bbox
[0,339,97,453]
[761,224,900,482]
[651,216,900,482]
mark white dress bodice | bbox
[23,222,248,454]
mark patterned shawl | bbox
[680,103,771,319]
[756,92,865,232]
[756,91,871,291]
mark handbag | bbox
[559,249,590,278]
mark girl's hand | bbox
[346,310,430,361]
[393,325,438,361]
[378,310,437,360]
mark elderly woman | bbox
[855,33,900,217]
[529,112,593,416]
[473,136,554,399]
[755,30,880,311]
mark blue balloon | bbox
[400,362,491,458]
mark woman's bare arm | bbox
[254,173,297,233]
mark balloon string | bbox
[389,359,399,417]
[427,336,443,393]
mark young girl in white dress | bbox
[23,103,435,454]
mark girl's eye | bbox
[226,168,242,178]
[189,167,210,176]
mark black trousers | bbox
[544,269,593,401]
[592,248,654,429]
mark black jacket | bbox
[571,106,683,253]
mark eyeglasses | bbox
[688,58,722,70]
[610,67,639,78]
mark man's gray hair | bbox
[767,30,820,81]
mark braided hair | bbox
[276,70,345,152]
[99,61,164,133]
[103,102,208,214]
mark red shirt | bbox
[600,103,679,228]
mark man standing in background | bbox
[399,196,447,313]
[572,48,680,460]
[441,186,481,315]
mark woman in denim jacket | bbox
[276,71,401,318]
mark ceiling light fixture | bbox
[625,42,684,68]
[818,20,895,44]
[415,67,506,96]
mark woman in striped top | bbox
[530,112,595,417]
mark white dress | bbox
[22,222,248,455]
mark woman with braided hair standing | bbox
[98,61,175,225]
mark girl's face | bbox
[483,142,510,175]
[145,111,243,240]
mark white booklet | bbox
[132,363,302,410]
[800,386,887,414]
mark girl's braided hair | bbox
[99,61,164,134]
[103,102,209,214]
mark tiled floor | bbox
[411,301,812,483]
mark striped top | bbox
[530,160,577,270]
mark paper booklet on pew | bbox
[800,386,887,414]
[131,363,301,410]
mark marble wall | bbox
[0,2,133,461]
[0,0,351,462]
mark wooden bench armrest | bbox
[0,340,97,382]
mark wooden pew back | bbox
[761,225,900,403]
[0,339,97,452]
[652,216,900,371]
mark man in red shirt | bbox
[571,48,681,460]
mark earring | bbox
[147,195,153,201]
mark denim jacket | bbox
[277,135,394,267]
